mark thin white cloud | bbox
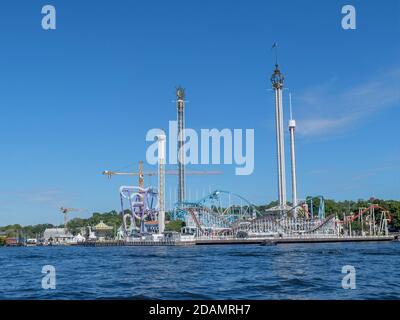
[21,189,66,204]
[351,165,400,182]
[0,188,71,208]
[299,115,356,136]
[296,67,400,137]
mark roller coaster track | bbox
[175,191,340,236]
[303,215,335,233]
[175,190,260,233]
[337,204,391,224]
[186,207,203,233]
[185,206,234,234]
[228,213,337,235]
[284,202,310,218]
[191,190,261,217]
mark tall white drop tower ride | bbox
[271,63,287,210]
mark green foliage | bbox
[165,219,185,232]
[257,200,279,212]
[0,211,123,238]
[165,211,173,220]
[0,223,55,239]
[23,224,55,238]
[350,221,362,232]
[67,210,122,235]
[0,224,23,238]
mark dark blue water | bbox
[1,242,399,299]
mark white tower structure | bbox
[157,133,166,234]
[176,87,186,206]
[288,93,298,216]
[271,64,287,210]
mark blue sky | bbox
[0,0,399,225]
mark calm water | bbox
[0,242,399,300]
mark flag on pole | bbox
[272,43,278,66]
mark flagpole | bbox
[272,42,278,66]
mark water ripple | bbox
[0,242,400,299]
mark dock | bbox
[81,239,195,247]
[196,235,396,245]
[270,235,396,244]
[77,235,398,247]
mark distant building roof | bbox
[93,221,113,231]
[43,228,73,239]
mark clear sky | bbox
[0,0,399,225]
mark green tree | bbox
[165,220,185,232]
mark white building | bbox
[43,228,74,244]
[72,233,86,243]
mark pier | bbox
[77,234,398,247]
[80,239,195,247]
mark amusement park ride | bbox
[103,161,223,238]
[102,54,393,241]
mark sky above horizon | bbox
[0,0,399,226]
